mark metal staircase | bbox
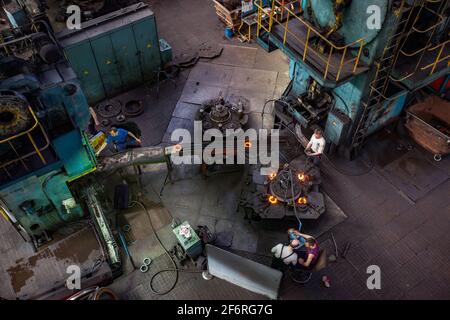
[349,0,424,154]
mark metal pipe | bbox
[97,146,168,172]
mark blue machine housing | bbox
[0,62,97,238]
[259,0,449,155]
[282,2,408,140]
[0,2,169,243]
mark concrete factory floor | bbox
[106,0,450,300]
[1,0,449,301]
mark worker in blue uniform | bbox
[97,127,142,155]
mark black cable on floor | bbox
[129,200,179,295]
[129,200,203,296]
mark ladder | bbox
[349,0,424,154]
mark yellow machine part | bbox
[0,206,10,222]
[89,131,107,153]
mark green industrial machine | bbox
[0,3,167,276]
[0,2,166,225]
[255,0,449,157]
[57,3,163,104]
[0,27,97,247]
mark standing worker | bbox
[270,239,300,272]
[96,127,142,155]
[305,129,326,165]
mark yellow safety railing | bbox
[392,40,450,81]
[0,107,51,180]
[421,39,450,75]
[255,0,366,82]
[390,2,449,82]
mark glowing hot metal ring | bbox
[269,169,302,203]
[297,172,308,183]
[268,195,278,205]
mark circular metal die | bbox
[123,100,144,117]
[198,96,246,133]
[269,168,302,203]
[209,103,231,123]
[97,100,122,118]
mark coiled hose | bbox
[129,199,202,296]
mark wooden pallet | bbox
[213,0,242,31]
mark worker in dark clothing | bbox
[97,127,141,155]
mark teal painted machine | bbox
[256,0,450,157]
[0,2,168,248]
[57,3,163,104]
[0,21,97,245]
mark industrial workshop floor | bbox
[105,0,450,300]
[2,0,448,301]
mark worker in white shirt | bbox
[271,239,300,271]
[305,129,326,166]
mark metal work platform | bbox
[391,41,450,90]
[253,1,369,87]
[269,19,369,85]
